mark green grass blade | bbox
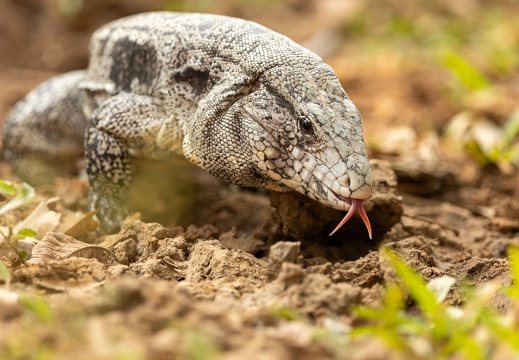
[503,111,519,148]
[385,249,439,314]
[441,51,489,91]
[18,293,53,323]
[0,180,19,196]
[0,182,36,217]
[0,261,11,287]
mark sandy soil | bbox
[1,1,519,359]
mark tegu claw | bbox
[329,198,372,239]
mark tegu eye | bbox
[300,118,314,134]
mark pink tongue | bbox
[329,199,372,239]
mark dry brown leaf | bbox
[64,210,99,238]
[28,232,116,265]
[66,245,115,263]
[14,197,61,238]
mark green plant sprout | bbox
[0,180,37,263]
[349,247,519,359]
[470,111,519,171]
[0,180,35,216]
[443,110,519,173]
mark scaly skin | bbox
[3,12,372,234]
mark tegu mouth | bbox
[330,190,372,239]
[331,191,352,205]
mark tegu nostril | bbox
[336,174,351,197]
[331,174,351,197]
[338,174,350,185]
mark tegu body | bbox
[2,12,372,234]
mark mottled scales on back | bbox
[3,71,88,185]
[3,12,372,235]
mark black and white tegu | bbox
[2,12,372,236]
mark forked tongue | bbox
[328,198,372,239]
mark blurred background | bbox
[0,0,518,188]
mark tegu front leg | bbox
[85,93,182,232]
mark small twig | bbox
[0,227,27,266]
[418,238,438,250]
[0,227,16,252]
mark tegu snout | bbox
[242,66,373,237]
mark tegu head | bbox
[239,65,373,237]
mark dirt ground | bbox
[1,1,519,359]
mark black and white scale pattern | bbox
[3,12,372,232]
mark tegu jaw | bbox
[273,149,373,239]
